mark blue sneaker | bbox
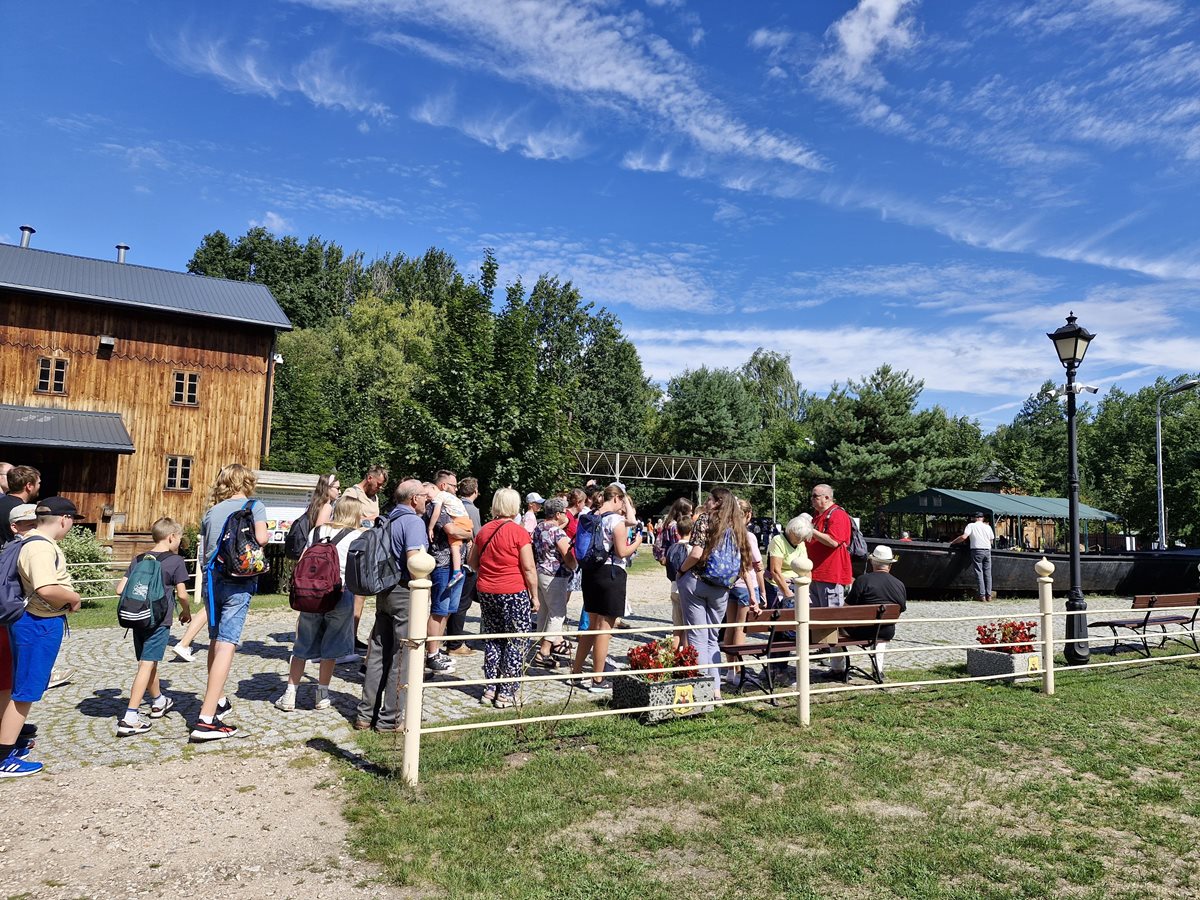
[447,569,465,589]
[0,752,43,778]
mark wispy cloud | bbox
[312,0,827,170]
[153,32,392,121]
[412,92,586,160]
[482,231,720,312]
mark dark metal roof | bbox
[881,488,1120,522]
[0,243,292,330]
[0,404,134,454]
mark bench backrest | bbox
[1131,593,1200,611]
[743,602,904,638]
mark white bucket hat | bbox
[867,545,897,566]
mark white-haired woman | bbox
[468,488,539,708]
[767,514,813,606]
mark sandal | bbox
[481,688,496,705]
[551,640,571,656]
[532,652,558,669]
[493,695,516,709]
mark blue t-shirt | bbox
[201,498,267,565]
[387,505,429,581]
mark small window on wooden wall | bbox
[36,357,68,394]
[172,371,200,406]
[165,456,193,491]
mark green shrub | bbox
[59,526,115,598]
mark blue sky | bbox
[4,0,1200,429]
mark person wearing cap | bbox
[522,492,544,535]
[0,496,82,777]
[843,545,908,679]
[950,511,996,601]
[0,466,40,546]
[8,504,37,539]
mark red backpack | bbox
[290,528,353,614]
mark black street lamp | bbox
[1047,311,1095,666]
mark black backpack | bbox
[214,500,269,579]
[344,518,403,596]
[284,512,311,561]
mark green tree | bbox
[659,367,758,457]
[265,329,340,473]
[741,348,805,429]
[574,312,658,452]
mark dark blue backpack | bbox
[700,528,741,589]
[573,512,610,571]
[0,535,51,626]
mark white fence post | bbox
[792,555,813,726]
[401,550,436,787]
[1036,556,1056,696]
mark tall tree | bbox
[659,367,758,457]
[741,348,805,429]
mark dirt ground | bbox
[0,745,415,900]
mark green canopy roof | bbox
[881,488,1121,523]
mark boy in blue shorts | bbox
[114,518,192,737]
[0,497,82,778]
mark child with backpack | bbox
[114,518,192,736]
[191,464,268,742]
[664,516,693,651]
[275,496,364,712]
[0,497,83,778]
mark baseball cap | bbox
[525,492,546,504]
[35,496,80,518]
[8,503,36,524]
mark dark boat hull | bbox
[856,539,1200,598]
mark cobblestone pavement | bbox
[27,572,1135,771]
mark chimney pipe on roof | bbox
[116,243,129,264]
[19,225,35,248]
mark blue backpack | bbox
[700,528,741,589]
[0,535,51,626]
[573,512,611,571]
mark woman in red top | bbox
[468,487,539,708]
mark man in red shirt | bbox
[805,483,853,607]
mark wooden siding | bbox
[0,289,275,533]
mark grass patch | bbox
[341,657,1200,899]
[68,593,293,630]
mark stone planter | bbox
[611,675,715,723]
[966,647,1041,683]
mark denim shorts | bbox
[208,575,256,645]
[292,590,355,660]
[133,624,171,662]
[729,586,752,608]
[430,565,464,617]
[10,612,65,703]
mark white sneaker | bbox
[314,687,331,710]
[47,668,73,689]
[171,644,194,662]
[274,690,296,712]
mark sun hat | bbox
[867,545,897,566]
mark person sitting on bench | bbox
[845,545,907,675]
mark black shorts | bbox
[581,565,627,618]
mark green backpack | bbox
[117,552,169,631]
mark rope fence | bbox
[390,553,1200,785]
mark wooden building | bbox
[0,232,291,546]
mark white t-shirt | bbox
[963,521,995,550]
[600,512,631,569]
[309,524,364,579]
[436,490,467,519]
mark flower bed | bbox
[612,638,713,723]
[968,619,1041,682]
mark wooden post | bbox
[1036,556,1056,696]
[401,549,436,787]
[792,554,813,726]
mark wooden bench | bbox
[1089,593,1200,657]
[718,603,903,698]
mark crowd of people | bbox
[0,455,912,779]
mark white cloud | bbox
[153,33,392,121]
[317,0,826,170]
[412,93,586,160]
[481,231,719,312]
[249,211,295,233]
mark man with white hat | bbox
[843,545,908,678]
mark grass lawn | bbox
[70,592,293,630]
[344,655,1200,899]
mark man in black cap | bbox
[0,497,82,778]
[950,511,996,601]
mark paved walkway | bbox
[27,573,1134,771]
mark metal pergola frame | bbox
[570,448,778,521]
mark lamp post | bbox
[1156,379,1200,549]
[1047,312,1095,666]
